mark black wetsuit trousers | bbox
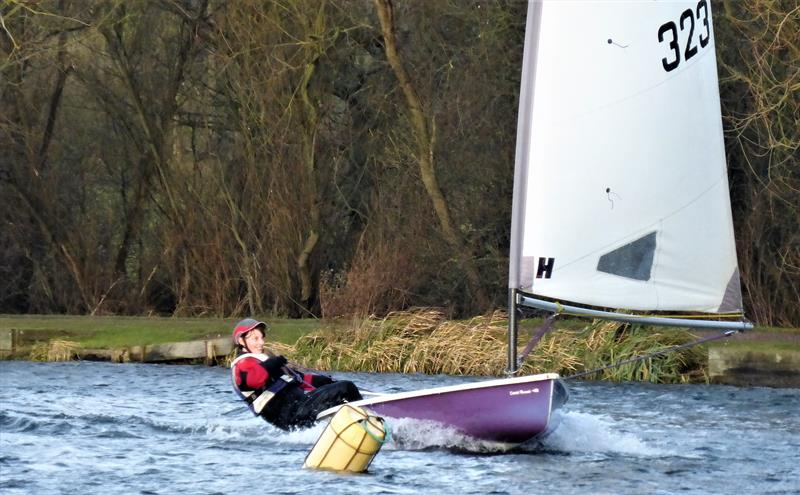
[263,380,363,430]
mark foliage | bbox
[715,0,800,326]
[0,1,796,326]
[574,320,707,383]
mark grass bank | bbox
[0,314,321,349]
[2,312,797,385]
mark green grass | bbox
[711,340,800,352]
[738,325,800,335]
[0,315,323,348]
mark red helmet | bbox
[232,318,267,345]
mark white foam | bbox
[185,406,665,457]
[198,414,326,445]
[541,410,663,456]
[383,417,516,453]
[272,422,327,444]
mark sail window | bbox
[597,232,656,281]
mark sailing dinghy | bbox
[321,0,751,446]
[319,373,568,445]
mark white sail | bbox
[509,0,743,314]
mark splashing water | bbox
[540,410,661,456]
[384,417,517,453]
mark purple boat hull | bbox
[319,373,567,445]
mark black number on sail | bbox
[658,0,711,72]
[658,21,680,72]
[697,0,710,48]
[680,9,698,61]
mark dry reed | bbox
[286,308,708,382]
[28,339,80,362]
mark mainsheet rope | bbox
[564,329,739,380]
[514,310,744,378]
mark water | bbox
[1,361,798,495]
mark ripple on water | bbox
[0,410,76,436]
[0,412,39,433]
[0,454,20,465]
[0,478,31,490]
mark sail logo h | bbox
[536,257,555,279]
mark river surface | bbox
[1,361,798,495]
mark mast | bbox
[506,288,519,374]
[507,0,542,374]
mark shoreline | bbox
[2,327,798,388]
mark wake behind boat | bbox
[319,373,568,445]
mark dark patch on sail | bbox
[718,268,743,312]
[597,232,656,281]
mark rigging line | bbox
[516,313,559,368]
[564,330,739,381]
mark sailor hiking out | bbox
[230,318,362,430]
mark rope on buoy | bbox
[361,416,390,445]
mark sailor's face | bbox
[242,330,264,354]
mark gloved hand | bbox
[310,374,334,387]
[262,355,288,377]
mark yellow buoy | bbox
[303,404,387,473]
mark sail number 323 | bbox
[657,0,710,72]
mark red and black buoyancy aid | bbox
[230,353,298,415]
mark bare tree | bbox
[372,0,489,310]
[1,0,94,311]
